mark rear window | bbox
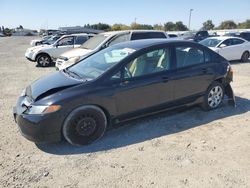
[131,32,167,40]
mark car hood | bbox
[27,71,83,101]
[28,44,52,52]
[60,48,93,59]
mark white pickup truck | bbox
[25,33,95,67]
[55,30,169,70]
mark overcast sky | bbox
[1,0,250,30]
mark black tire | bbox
[201,81,224,111]
[62,105,107,146]
[36,54,52,67]
[241,51,249,62]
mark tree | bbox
[164,22,175,31]
[153,24,164,30]
[201,20,215,30]
[17,25,23,29]
[130,22,153,30]
[238,19,250,29]
[217,20,237,29]
[90,23,111,31]
[111,24,130,31]
[175,21,188,31]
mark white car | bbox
[25,33,95,67]
[200,36,250,62]
[55,30,169,70]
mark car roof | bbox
[62,33,94,37]
[101,30,166,37]
[111,39,195,50]
[207,36,247,40]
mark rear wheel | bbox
[241,51,249,62]
[62,106,107,146]
[37,54,52,67]
[202,82,224,111]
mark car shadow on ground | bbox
[35,62,55,68]
[37,96,250,155]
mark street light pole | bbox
[188,9,194,31]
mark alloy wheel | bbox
[208,86,223,108]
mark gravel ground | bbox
[0,37,250,188]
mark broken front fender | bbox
[225,84,236,107]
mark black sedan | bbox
[13,39,235,146]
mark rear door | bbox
[172,44,215,101]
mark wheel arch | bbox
[35,52,51,61]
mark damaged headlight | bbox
[25,105,61,115]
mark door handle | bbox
[202,68,208,74]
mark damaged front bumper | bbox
[225,84,236,107]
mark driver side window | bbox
[57,37,74,46]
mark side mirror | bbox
[219,44,227,48]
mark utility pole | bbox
[188,9,194,31]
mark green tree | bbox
[238,19,250,29]
[164,22,175,31]
[111,24,130,31]
[153,24,164,30]
[175,21,188,31]
[217,20,237,29]
[201,20,215,30]
[90,23,111,31]
[130,22,153,30]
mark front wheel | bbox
[201,82,224,111]
[37,54,52,67]
[62,106,107,146]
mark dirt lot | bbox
[0,36,250,188]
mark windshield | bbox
[80,34,108,50]
[68,46,136,79]
[199,38,222,47]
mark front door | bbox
[112,47,175,116]
[52,36,74,58]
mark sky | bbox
[1,0,250,30]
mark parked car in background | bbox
[224,32,250,42]
[25,33,95,67]
[179,31,209,42]
[168,34,178,38]
[239,32,250,41]
[14,39,235,146]
[55,30,169,70]
[30,35,62,46]
[200,36,250,62]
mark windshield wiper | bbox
[63,69,82,79]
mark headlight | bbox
[25,105,61,115]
